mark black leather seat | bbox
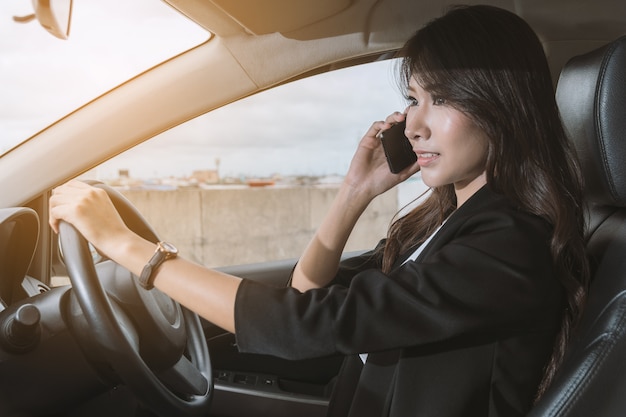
[527,35,626,416]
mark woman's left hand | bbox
[344,112,420,200]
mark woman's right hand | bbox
[49,180,137,261]
[344,112,420,202]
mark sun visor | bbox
[209,0,352,35]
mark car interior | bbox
[0,1,625,416]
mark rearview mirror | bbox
[32,0,73,40]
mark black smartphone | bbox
[379,121,417,173]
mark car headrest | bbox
[556,36,626,208]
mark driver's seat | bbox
[527,35,626,416]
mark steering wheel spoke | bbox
[159,355,209,396]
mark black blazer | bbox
[235,185,564,417]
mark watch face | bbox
[159,241,178,255]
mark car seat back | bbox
[527,35,626,416]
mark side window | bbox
[89,60,427,268]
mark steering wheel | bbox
[58,182,212,416]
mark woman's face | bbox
[404,77,489,206]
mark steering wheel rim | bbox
[58,183,212,417]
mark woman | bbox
[49,5,589,417]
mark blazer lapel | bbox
[390,185,496,270]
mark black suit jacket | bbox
[234,185,564,416]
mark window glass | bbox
[88,60,428,268]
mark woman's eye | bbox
[405,96,418,107]
[433,97,446,106]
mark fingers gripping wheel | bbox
[58,183,212,417]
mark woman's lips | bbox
[416,152,440,166]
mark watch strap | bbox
[138,242,177,290]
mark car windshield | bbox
[0,0,209,155]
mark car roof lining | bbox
[207,0,353,35]
[168,0,626,41]
[167,0,626,88]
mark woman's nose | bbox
[404,109,430,141]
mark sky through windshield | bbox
[0,0,208,154]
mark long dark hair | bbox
[381,5,589,399]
